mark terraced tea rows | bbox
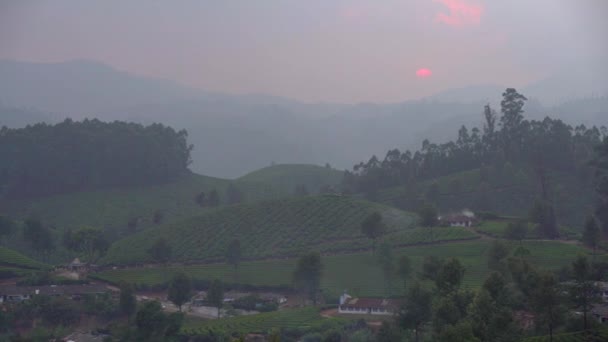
[0,246,50,270]
[102,195,418,265]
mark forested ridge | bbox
[345,88,606,228]
[0,119,193,198]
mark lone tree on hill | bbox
[397,255,412,291]
[505,220,527,245]
[293,252,323,305]
[417,204,438,228]
[208,189,220,207]
[63,226,109,263]
[147,237,172,263]
[195,191,206,207]
[168,272,192,312]
[23,218,55,260]
[398,282,432,342]
[225,239,242,278]
[361,212,386,254]
[207,279,224,318]
[119,281,136,321]
[377,242,395,296]
[582,216,601,258]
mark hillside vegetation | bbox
[102,195,418,265]
[375,166,595,226]
[238,164,344,194]
[94,240,596,297]
[0,246,50,271]
[0,173,282,243]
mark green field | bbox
[94,239,594,297]
[0,246,50,270]
[181,307,346,336]
[238,164,344,194]
[0,173,283,234]
[476,220,581,240]
[101,195,418,265]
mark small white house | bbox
[338,292,398,316]
[442,215,475,227]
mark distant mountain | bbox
[1,59,606,178]
[0,104,53,128]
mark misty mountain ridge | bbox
[1,59,606,177]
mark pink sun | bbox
[416,68,432,78]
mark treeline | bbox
[0,119,193,198]
[345,88,604,193]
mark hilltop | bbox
[102,195,420,265]
[238,164,344,194]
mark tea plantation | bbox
[101,195,419,265]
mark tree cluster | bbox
[0,118,193,198]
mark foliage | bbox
[22,218,54,257]
[94,240,602,297]
[397,255,411,291]
[582,216,601,253]
[345,89,602,227]
[207,279,225,318]
[0,119,192,199]
[435,258,466,294]
[505,220,528,243]
[294,252,323,305]
[360,212,386,253]
[168,272,192,311]
[398,282,432,342]
[63,226,109,262]
[225,239,242,271]
[147,238,172,263]
[417,204,438,227]
[103,195,416,265]
[119,282,137,318]
[134,300,183,341]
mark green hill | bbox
[0,173,282,235]
[238,164,344,194]
[0,246,50,271]
[102,195,420,265]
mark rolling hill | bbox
[238,164,344,194]
[101,195,420,265]
[0,172,284,245]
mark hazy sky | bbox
[1,0,606,103]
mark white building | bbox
[338,292,399,316]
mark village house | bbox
[338,292,399,316]
[441,214,476,227]
[0,284,109,303]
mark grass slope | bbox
[239,164,343,194]
[0,246,49,270]
[94,239,594,297]
[0,173,282,236]
[102,195,419,265]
